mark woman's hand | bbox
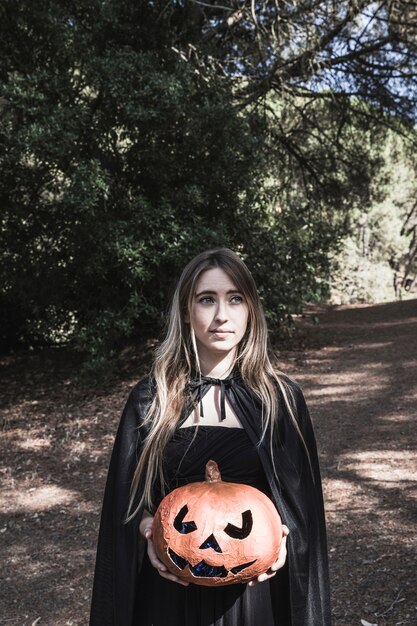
[139,509,189,586]
[248,525,289,587]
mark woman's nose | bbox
[215,301,228,321]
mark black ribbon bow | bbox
[187,375,236,421]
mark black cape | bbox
[90,370,331,625]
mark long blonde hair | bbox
[126,248,306,521]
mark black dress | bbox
[135,425,291,626]
[90,372,331,625]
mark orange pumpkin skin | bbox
[152,460,282,586]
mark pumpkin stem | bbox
[205,460,222,483]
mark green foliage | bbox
[1,1,416,361]
[0,2,266,354]
[329,129,417,303]
[330,238,395,304]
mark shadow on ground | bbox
[0,299,416,625]
[292,299,417,626]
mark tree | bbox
[2,1,416,358]
[0,1,265,356]
[329,124,417,302]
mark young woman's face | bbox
[186,267,249,361]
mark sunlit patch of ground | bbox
[340,450,417,485]
[0,484,78,514]
[18,437,52,450]
[324,478,380,513]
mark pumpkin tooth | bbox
[189,561,228,578]
[230,559,256,575]
[168,548,188,570]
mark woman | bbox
[90,248,331,626]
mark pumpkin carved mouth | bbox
[168,547,256,578]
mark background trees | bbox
[0,1,267,356]
[330,129,417,303]
[1,1,416,360]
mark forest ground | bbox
[0,298,416,626]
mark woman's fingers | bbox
[138,509,154,539]
[146,534,167,571]
[147,539,189,586]
[270,524,289,572]
[142,526,153,541]
[248,570,277,587]
[248,525,290,586]
[249,570,277,586]
[140,519,189,586]
[158,569,190,586]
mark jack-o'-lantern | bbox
[152,460,282,586]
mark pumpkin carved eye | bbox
[173,504,197,534]
[224,510,253,539]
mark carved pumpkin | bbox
[152,460,282,586]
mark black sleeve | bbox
[231,374,332,625]
[89,379,152,626]
[287,378,332,625]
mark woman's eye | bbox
[197,295,243,304]
[199,296,214,304]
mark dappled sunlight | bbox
[347,341,393,350]
[309,382,377,397]
[0,484,78,513]
[323,467,417,543]
[311,362,390,376]
[324,478,379,513]
[307,369,391,403]
[2,420,112,464]
[322,447,417,546]
[5,543,53,577]
[316,370,388,384]
[366,318,417,329]
[1,300,415,625]
[340,450,417,486]
[18,437,52,451]
[380,413,414,422]
[407,387,417,402]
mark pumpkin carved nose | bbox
[199,533,223,553]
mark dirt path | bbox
[1,299,416,625]
[290,299,417,626]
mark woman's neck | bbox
[198,351,236,379]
